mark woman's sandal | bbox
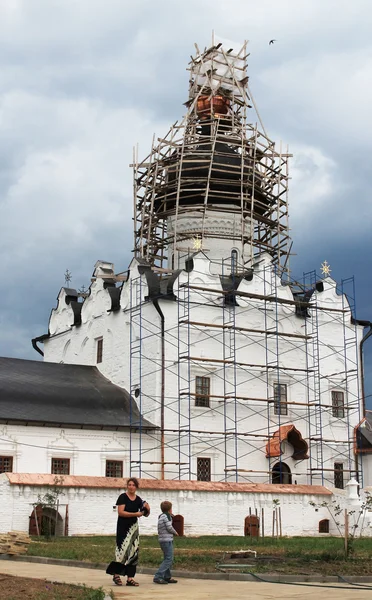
[126,579,139,586]
[113,575,123,586]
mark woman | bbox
[107,477,150,587]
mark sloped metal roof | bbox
[0,357,155,430]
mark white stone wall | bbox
[0,425,150,477]
[0,475,347,538]
[0,475,14,533]
[167,210,251,271]
[42,254,365,487]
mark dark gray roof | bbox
[0,357,155,430]
[62,287,78,297]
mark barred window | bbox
[332,391,345,418]
[0,456,13,473]
[334,463,344,489]
[195,376,210,407]
[274,383,288,415]
[197,457,211,481]
[105,460,123,478]
[51,458,70,475]
[96,338,103,364]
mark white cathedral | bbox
[1,40,372,538]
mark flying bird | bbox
[269,39,277,45]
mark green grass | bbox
[31,587,109,600]
[27,535,372,575]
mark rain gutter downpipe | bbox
[152,297,165,479]
[360,321,372,417]
[31,333,49,357]
[355,320,372,484]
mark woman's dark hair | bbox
[127,477,139,489]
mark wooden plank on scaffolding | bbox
[137,461,189,465]
[310,468,355,472]
[179,320,311,340]
[180,355,314,373]
[163,428,270,438]
[182,284,348,313]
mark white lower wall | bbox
[0,476,14,533]
[2,474,367,538]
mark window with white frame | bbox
[332,390,345,418]
[195,376,210,407]
[51,457,70,475]
[0,456,13,473]
[105,460,123,478]
[273,383,288,415]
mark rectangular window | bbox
[334,462,344,489]
[332,391,345,418]
[274,383,288,415]
[195,376,210,407]
[96,338,103,364]
[105,460,123,478]
[51,458,70,475]
[0,456,13,473]
[197,457,211,481]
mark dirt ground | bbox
[0,573,94,599]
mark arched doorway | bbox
[272,462,292,484]
[172,514,184,536]
[29,505,65,537]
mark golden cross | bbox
[192,236,203,251]
[320,260,331,277]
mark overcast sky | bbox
[1,0,372,404]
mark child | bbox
[153,500,178,584]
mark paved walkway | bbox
[0,561,372,599]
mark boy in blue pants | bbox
[153,500,178,584]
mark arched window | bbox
[319,519,329,533]
[231,249,238,275]
[272,462,292,484]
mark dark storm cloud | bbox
[0,0,372,405]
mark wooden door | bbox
[244,515,259,537]
[29,505,43,536]
[172,514,184,536]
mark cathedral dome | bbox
[153,125,270,217]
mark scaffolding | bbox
[126,258,363,487]
[133,40,290,276]
[127,39,364,489]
